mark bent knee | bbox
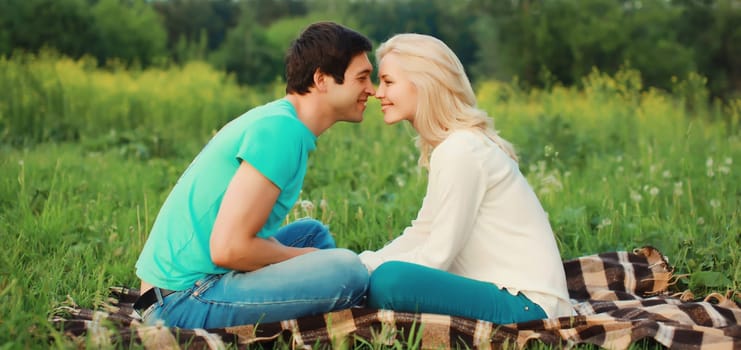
[328,248,369,281]
[368,261,412,307]
[297,218,329,233]
[370,261,409,288]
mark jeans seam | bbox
[190,293,355,308]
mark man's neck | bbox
[285,94,334,137]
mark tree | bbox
[674,0,741,99]
[209,9,283,85]
[346,0,478,75]
[152,0,241,62]
[244,0,307,26]
[470,0,696,92]
[0,0,95,58]
[90,0,167,66]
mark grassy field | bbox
[0,55,739,348]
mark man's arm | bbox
[210,161,317,271]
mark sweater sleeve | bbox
[358,205,431,271]
[359,138,486,271]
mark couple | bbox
[134,22,573,329]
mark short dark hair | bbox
[285,22,372,94]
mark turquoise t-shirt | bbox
[135,99,316,291]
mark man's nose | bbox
[366,82,376,95]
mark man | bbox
[134,22,376,329]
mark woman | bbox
[359,34,573,324]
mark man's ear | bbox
[313,69,328,92]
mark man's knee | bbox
[296,218,329,233]
[329,248,369,281]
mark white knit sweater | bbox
[359,130,573,318]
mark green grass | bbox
[0,55,739,348]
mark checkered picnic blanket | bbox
[50,247,741,349]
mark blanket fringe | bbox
[703,290,741,309]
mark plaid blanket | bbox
[50,246,741,349]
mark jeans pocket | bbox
[192,274,222,298]
[141,302,162,325]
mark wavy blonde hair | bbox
[376,33,517,168]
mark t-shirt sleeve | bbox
[235,117,303,190]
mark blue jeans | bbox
[367,261,547,324]
[142,219,369,329]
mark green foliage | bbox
[0,53,264,150]
[89,0,167,67]
[265,14,339,47]
[347,0,477,69]
[0,0,167,67]
[0,0,96,58]
[622,1,696,88]
[245,0,308,26]
[674,0,741,100]
[1,0,738,99]
[152,0,241,61]
[209,9,284,85]
[472,0,698,92]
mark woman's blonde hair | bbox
[376,33,517,168]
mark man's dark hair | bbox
[285,22,372,94]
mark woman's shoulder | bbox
[436,130,483,152]
[431,130,483,164]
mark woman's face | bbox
[375,54,417,125]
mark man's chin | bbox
[343,113,364,123]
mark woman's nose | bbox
[374,85,384,98]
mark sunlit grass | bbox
[0,54,738,348]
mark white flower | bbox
[597,218,612,230]
[697,217,705,225]
[649,187,659,196]
[724,157,732,165]
[662,170,671,178]
[544,145,555,157]
[706,157,714,168]
[709,199,720,208]
[630,191,643,202]
[300,200,314,212]
[673,182,683,196]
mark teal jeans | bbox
[367,261,546,324]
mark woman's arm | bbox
[361,139,486,271]
[396,147,486,269]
